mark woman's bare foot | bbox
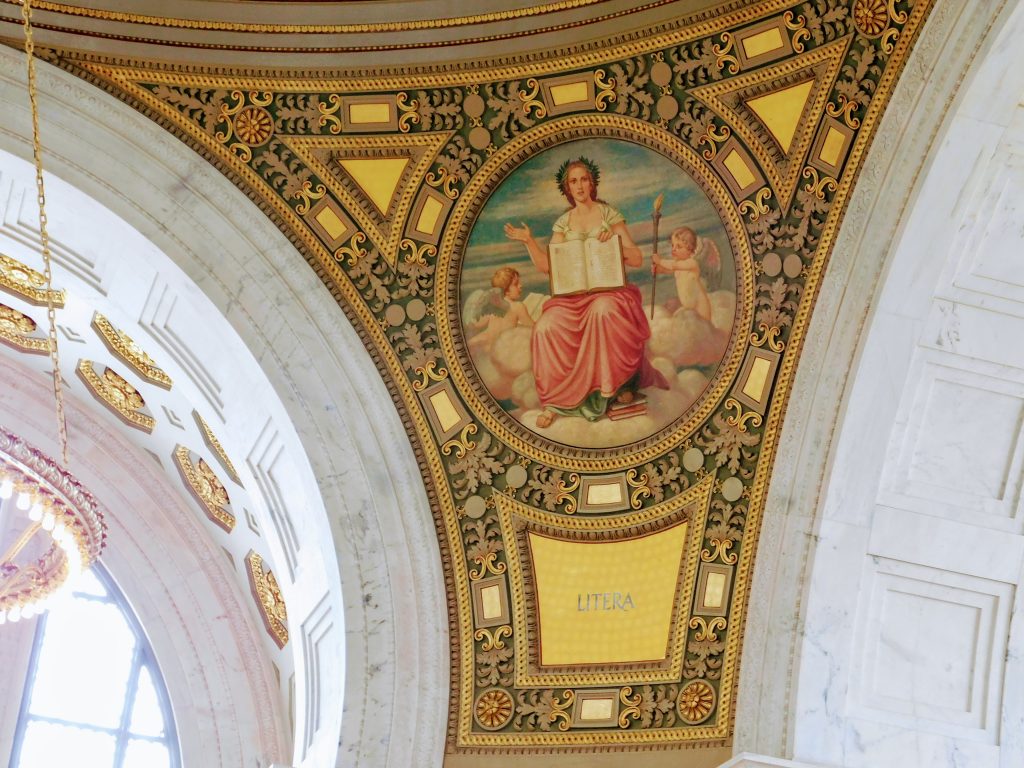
[536,410,557,428]
[615,390,635,405]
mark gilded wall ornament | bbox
[193,411,240,484]
[474,688,514,731]
[245,550,289,649]
[852,0,890,37]
[173,445,236,532]
[76,360,156,433]
[0,253,65,308]
[91,312,173,389]
[0,303,49,354]
[677,680,716,724]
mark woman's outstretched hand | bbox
[504,222,532,242]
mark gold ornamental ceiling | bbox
[2,0,934,763]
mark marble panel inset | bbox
[851,558,1012,741]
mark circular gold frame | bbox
[438,114,754,472]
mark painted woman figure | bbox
[504,157,668,427]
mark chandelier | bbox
[0,428,106,623]
[0,0,107,623]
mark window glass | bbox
[11,565,179,768]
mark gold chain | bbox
[21,0,69,467]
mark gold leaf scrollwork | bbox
[738,187,772,222]
[318,93,343,134]
[881,26,900,54]
[548,690,575,731]
[802,167,838,199]
[712,32,739,74]
[887,0,908,25]
[399,238,437,265]
[825,95,861,129]
[425,166,460,199]
[442,423,478,459]
[625,468,651,510]
[333,231,368,267]
[518,78,548,119]
[214,89,273,162]
[412,359,448,392]
[555,472,581,514]
[469,551,507,581]
[294,179,327,215]
[474,624,512,651]
[724,397,762,433]
[701,536,738,565]
[594,68,616,111]
[396,91,420,133]
[783,10,811,53]
[698,123,731,161]
[618,686,643,728]
[750,321,785,352]
[689,615,727,643]
[0,303,48,354]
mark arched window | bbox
[10,565,180,768]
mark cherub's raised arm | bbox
[504,221,551,273]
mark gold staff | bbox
[649,193,664,319]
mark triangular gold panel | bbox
[281,131,452,263]
[744,79,815,154]
[691,36,849,207]
[336,157,410,217]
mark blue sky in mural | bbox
[462,137,735,300]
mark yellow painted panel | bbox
[586,481,623,507]
[428,389,462,432]
[723,149,756,190]
[740,27,785,58]
[549,80,590,106]
[529,522,687,666]
[579,697,615,721]
[337,157,409,216]
[703,571,727,609]
[415,194,445,235]
[745,79,815,153]
[480,584,502,620]
[348,101,392,124]
[819,125,846,167]
[741,356,772,403]
[314,206,347,240]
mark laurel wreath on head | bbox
[554,156,601,191]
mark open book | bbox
[548,235,625,297]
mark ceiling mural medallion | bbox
[444,118,752,468]
[48,0,933,757]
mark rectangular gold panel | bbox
[428,389,462,433]
[723,149,756,190]
[480,584,502,620]
[579,697,614,721]
[529,522,687,666]
[347,101,392,124]
[314,206,348,241]
[703,572,727,610]
[741,27,785,58]
[585,481,624,507]
[549,80,590,106]
[741,356,772,403]
[819,125,846,167]
[415,194,445,236]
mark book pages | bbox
[548,240,589,296]
[584,235,625,291]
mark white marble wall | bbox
[737,2,1024,767]
[0,47,447,768]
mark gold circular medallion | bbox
[234,106,274,146]
[474,688,514,731]
[677,679,715,724]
